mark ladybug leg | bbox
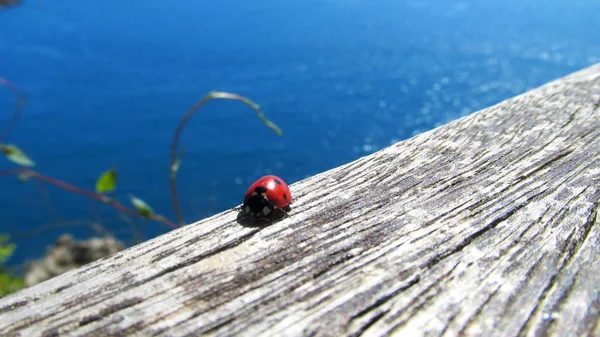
[278,206,291,218]
[234,205,253,218]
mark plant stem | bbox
[0,77,25,141]
[0,168,177,229]
[12,219,111,241]
[169,91,283,226]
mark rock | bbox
[24,234,125,287]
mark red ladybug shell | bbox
[244,175,292,208]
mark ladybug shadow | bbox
[234,206,291,228]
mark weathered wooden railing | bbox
[1,63,599,337]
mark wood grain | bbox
[1,63,599,337]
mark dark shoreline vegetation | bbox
[0,0,20,9]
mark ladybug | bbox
[242,175,292,219]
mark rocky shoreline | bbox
[24,234,125,286]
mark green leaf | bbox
[0,234,23,297]
[95,168,117,194]
[129,195,154,219]
[0,235,16,264]
[0,144,35,167]
[171,149,184,174]
[0,272,24,297]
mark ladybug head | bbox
[243,186,275,218]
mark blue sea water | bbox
[1,0,599,266]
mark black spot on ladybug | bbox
[283,193,287,200]
[254,186,268,194]
[274,179,282,185]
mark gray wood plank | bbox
[1,63,599,337]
